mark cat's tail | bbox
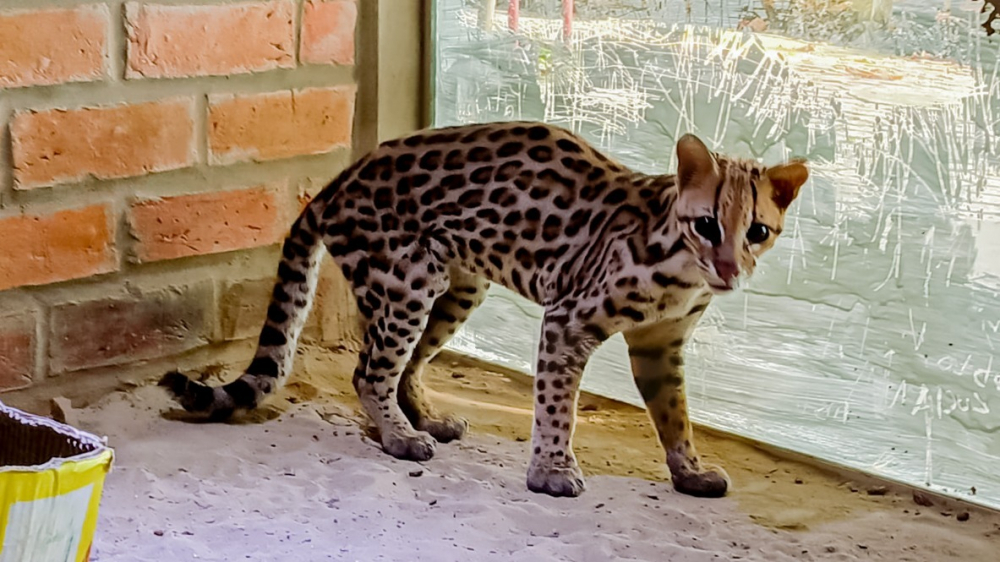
[159,194,329,421]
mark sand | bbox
[71,344,999,561]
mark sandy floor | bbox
[75,344,999,561]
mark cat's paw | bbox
[526,461,587,497]
[667,450,730,498]
[418,415,469,443]
[382,429,437,461]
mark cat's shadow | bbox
[159,405,283,425]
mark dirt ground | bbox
[73,344,999,561]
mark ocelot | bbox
[161,121,808,498]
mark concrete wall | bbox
[0,0,428,412]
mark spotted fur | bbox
[160,121,808,498]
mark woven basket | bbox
[0,401,114,562]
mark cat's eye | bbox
[747,223,769,244]
[693,216,721,246]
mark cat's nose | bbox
[714,259,739,283]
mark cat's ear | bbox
[766,159,809,209]
[676,134,718,189]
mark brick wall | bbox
[0,0,363,408]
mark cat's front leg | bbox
[624,317,731,498]
[525,308,606,497]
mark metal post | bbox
[563,0,573,43]
[479,0,496,32]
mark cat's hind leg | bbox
[397,268,489,443]
[349,251,451,461]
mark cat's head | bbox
[673,134,808,294]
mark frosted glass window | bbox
[433,0,1000,509]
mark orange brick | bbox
[125,1,294,79]
[218,277,274,342]
[129,186,285,262]
[301,0,357,66]
[217,277,318,342]
[11,99,196,189]
[0,311,37,392]
[49,281,213,373]
[0,205,117,291]
[208,87,355,165]
[315,259,362,347]
[0,6,109,89]
[297,177,328,211]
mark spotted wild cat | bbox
[160,121,808,498]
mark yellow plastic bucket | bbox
[0,401,113,562]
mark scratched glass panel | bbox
[433,0,1000,508]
